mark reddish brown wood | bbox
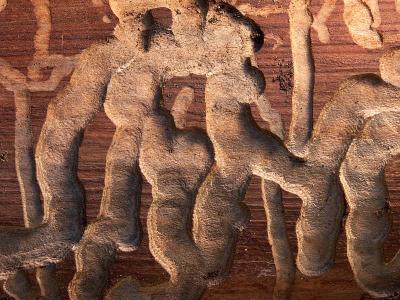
[0,0,399,299]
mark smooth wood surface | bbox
[0,0,400,299]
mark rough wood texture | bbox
[0,0,400,299]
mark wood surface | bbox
[0,0,400,299]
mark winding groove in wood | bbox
[287,0,314,156]
[312,0,337,43]
[262,181,295,300]
[0,0,5,12]
[0,0,77,298]
[343,0,383,49]
[1,1,400,299]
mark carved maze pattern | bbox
[0,0,400,299]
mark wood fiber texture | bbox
[0,0,400,299]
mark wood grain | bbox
[0,0,399,299]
